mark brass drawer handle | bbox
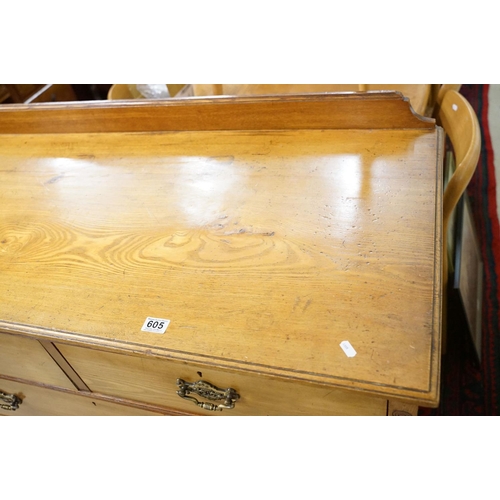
[0,390,22,411]
[176,379,240,412]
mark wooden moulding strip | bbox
[72,390,195,415]
[0,92,435,135]
[38,340,91,392]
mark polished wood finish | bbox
[437,91,481,284]
[0,92,433,135]
[429,85,462,117]
[193,84,432,116]
[436,84,462,107]
[107,84,136,100]
[0,94,443,413]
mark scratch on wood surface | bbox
[223,228,274,236]
[143,203,160,224]
[44,174,64,185]
[292,296,313,314]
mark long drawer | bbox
[56,343,388,416]
[0,379,164,416]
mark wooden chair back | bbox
[430,84,462,117]
[436,89,480,350]
[438,90,481,273]
[437,84,462,106]
[107,84,135,100]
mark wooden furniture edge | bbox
[0,96,442,411]
[0,92,435,134]
[0,322,441,407]
[428,126,445,408]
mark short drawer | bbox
[56,343,387,416]
[0,379,164,416]
[0,332,74,389]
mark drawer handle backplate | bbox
[0,391,22,411]
[176,379,240,412]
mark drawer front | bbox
[0,379,163,416]
[0,332,74,389]
[56,343,387,416]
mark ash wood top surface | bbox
[0,94,443,405]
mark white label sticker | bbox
[141,317,170,334]
[340,340,357,358]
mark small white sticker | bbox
[452,103,458,111]
[141,317,170,334]
[340,340,357,358]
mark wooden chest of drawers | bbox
[0,93,443,416]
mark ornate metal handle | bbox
[176,379,240,412]
[0,391,22,411]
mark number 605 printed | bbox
[141,317,170,334]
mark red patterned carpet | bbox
[420,84,500,415]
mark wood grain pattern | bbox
[193,84,431,116]
[439,91,481,252]
[0,113,443,407]
[0,332,74,389]
[0,92,434,135]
